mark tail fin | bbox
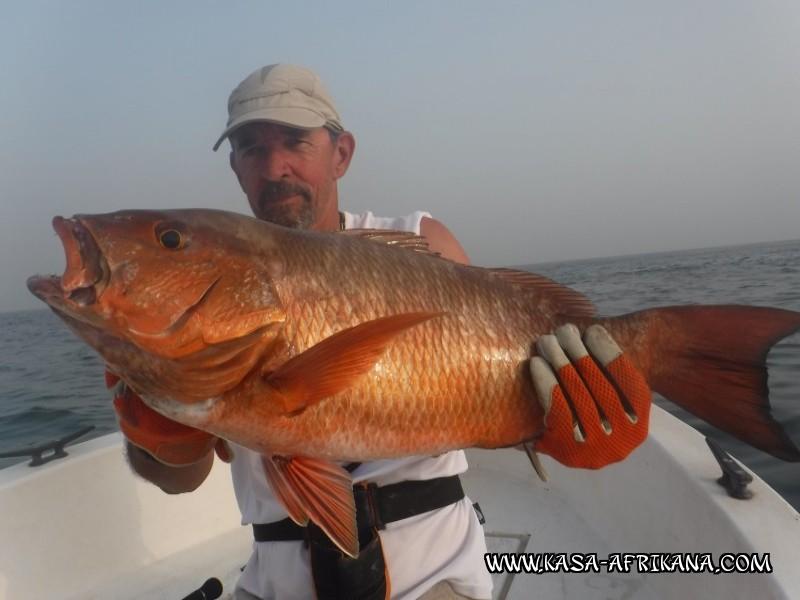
[606,306,800,461]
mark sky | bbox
[2,1,799,312]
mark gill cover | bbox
[83,210,286,399]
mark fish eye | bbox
[158,229,185,250]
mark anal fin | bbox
[262,455,358,557]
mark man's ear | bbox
[332,131,355,179]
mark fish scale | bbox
[27,207,800,557]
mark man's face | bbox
[229,122,353,230]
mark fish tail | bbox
[602,306,800,461]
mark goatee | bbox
[256,181,315,230]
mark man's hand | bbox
[107,370,233,466]
[529,324,651,469]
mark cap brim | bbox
[212,107,327,151]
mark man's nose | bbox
[259,148,292,180]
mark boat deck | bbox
[471,449,658,600]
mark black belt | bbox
[253,475,465,543]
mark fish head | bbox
[27,209,287,402]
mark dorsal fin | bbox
[338,229,440,257]
[483,268,597,317]
[340,230,595,317]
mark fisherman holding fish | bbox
[110,65,653,600]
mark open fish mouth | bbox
[26,216,108,307]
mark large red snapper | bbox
[27,208,800,556]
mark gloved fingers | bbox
[105,369,128,398]
[531,324,652,469]
[530,351,608,466]
[530,357,581,443]
[116,397,219,466]
[554,324,633,436]
[105,369,120,388]
[109,370,220,466]
[583,325,651,426]
[536,333,605,441]
[129,434,218,467]
[108,369,195,436]
[113,392,180,433]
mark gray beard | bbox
[256,181,315,229]
[259,201,315,230]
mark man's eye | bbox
[286,137,308,149]
[239,145,265,157]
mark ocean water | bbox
[1,239,798,509]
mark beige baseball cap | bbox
[212,63,344,151]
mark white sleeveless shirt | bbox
[232,210,492,600]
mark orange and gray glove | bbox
[106,370,233,466]
[529,324,651,470]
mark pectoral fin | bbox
[265,312,443,415]
[262,454,358,557]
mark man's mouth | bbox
[265,194,301,204]
[258,181,311,205]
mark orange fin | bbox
[261,455,309,526]
[605,305,800,461]
[339,229,438,256]
[262,455,358,557]
[265,312,443,415]
[520,441,549,482]
[483,268,596,318]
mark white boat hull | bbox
[0,434,250,600]
[1,406,798,599]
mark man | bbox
[113,64,651,600]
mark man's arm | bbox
[126,440,214,494]
[420,217,470,264]
[109,372,224,494]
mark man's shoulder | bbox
[342,210,469,264]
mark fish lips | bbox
[27,216,108,308]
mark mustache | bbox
[258,181,312,204]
